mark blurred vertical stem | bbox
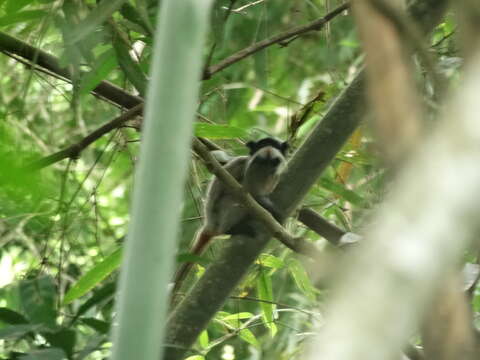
[109,2,213,360]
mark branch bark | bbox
[298,208,346,245]
[0,32,142,109]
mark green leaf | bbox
[80,318,110,334]
[19,276,57,328]
[473,290,480,312]
[133,0,154,34]
[222,312,254,321]
[112,35,147,96]
[0,307,29,325]
[5,0,32,13]
[194,123,248,139]
[63,248,122,305]
[0,324,41,339]
[198,329,209,349]
[68,0,128,44]
[119,3,151,35]
[256,269,277,337]
[257,254,284,269]
[43,328,76,358]
[238,328,260,348]
[185,356,205,360]
[320,177,365,207]
[73,281,116,322]
[19,348,66,360]
[216,314,259,348]
[79,49,118,96]
[0,10,47,27]
[287,258,317,301]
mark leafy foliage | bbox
[0,0,474,359]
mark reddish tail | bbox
[172,230,214,294]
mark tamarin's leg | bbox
[172,229,215,294]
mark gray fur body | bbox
[202,144,286,236]
[173,139,287,292]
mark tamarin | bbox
[173,137,289,292]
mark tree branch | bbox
[204,2,350,79]
[298,208,346,245]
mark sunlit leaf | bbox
[5,0,32,13]
[239,328,260,348]
[185,356,205,360]
[63,248,122,305]
[257,254,284,269]
[256,269,277,337]
[222,312,254,320]
[198,329,209,349]
[287,258,317,301]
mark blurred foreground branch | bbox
[306,31,480,360]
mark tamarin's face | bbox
[243,138,288,196]
[246,138,289,171]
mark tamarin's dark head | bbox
[244,137,288,195]
[246,137,289,157]
[245,137,288,169]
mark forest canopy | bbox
[0,1,478,360]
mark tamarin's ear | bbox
[280,141,289,155]
[246,140,259,155]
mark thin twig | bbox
[27,103,144,170]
